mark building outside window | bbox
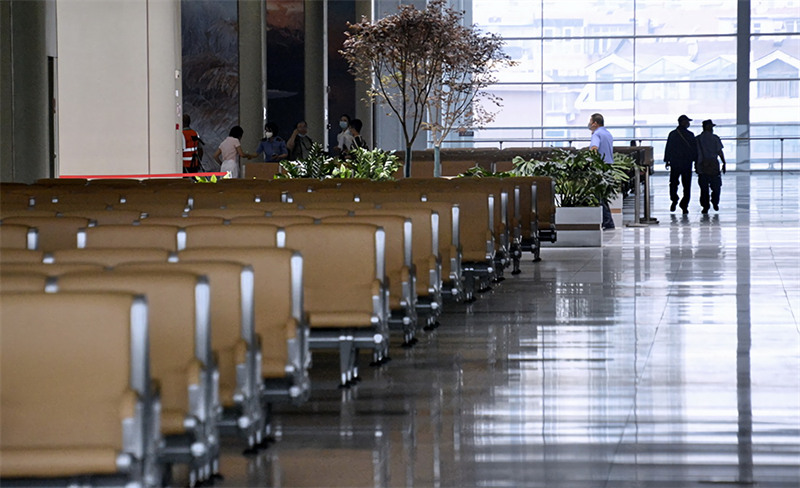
[457,0,799,169]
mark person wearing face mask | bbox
[286,120,314,160]
[333,114,354,156]
[255,122,288,162]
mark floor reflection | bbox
[210,173,799,488]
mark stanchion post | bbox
[642,164,659,225]
[626,165,648,228]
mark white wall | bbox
[56,0,180,177]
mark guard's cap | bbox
[702,119,716,127]
[678,114,692,122]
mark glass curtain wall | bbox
[461,0,799,169]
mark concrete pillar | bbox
[305,0,325,146]
[354,0,372,145]
[239,0,265,150]
[0,1,50,183]
[736,0,751,170]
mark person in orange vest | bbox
[182,113,204,173]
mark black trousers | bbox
[698,174,722,210]
[669,167,693,209]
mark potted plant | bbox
[512,148,633,246]
[276,142,339,180]
[333,147,402,181]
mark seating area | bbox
[0,175,556,487]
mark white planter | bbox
[542,206,602,247]
[609,193,623,229]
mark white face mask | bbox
[265,131,273,139]
[339,121,348,130]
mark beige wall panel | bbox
[147,0,182,174]
[57,0,180,177]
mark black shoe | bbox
[682,207,689,215]
[670,202,677,212]
[713,203,719,211]
[701,207,709,214]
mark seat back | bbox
[189,189,259,210]
[426,191,493,263]
[177,247,305,381]
[138,216,225,227]
[54,270,210,426]
[381,202,461,282]
[79,224,183,251]
[0,223,37,250]
[353,206,438,296]
[2,216,92,252]
[184,223,279,249]
[48,247,172,266]
[0,248,44,264]
[188,207,266,219]
[0,291,149,478]
[322,215,411,309]
[230,215,315,226]
[1,263,105,279]
[0,271,49,292]
[61,209,143,225]
[267,207,349,219]
[117,261,254,408]
[283,223,383,320]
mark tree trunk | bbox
[433,145,442,178]
[404,145,412,178]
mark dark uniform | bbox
[664,117,698,212]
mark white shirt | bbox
[218,136,241,165]
[337,129,354,150]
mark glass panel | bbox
[541,82,634,128]
[635,0,737,36]
[481,85,543,128]
[474,0,542,38]
[542,0,634,37]
[496,39,542,83]
[636,37,737,81]
[636,81,736,126]
[543,39,634,82]
[750,124,800,170]
[752,0,800,34]
[750,80,800,122]
[751,36,800,79]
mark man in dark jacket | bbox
[664,115,697,214]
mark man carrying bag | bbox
[696,119,727,214]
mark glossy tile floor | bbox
[212,173,800,488]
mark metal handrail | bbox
[439,135,800,171]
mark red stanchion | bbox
[58,172,229,180]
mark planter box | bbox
[609,193,623,228]
[542,206,602,247]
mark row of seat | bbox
[0,176,557,487]
[1,246,305,487]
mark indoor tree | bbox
[341,0,512,177]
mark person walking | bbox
[664,114,698,214]
[588,113,616,230]
[695,119,727,214]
